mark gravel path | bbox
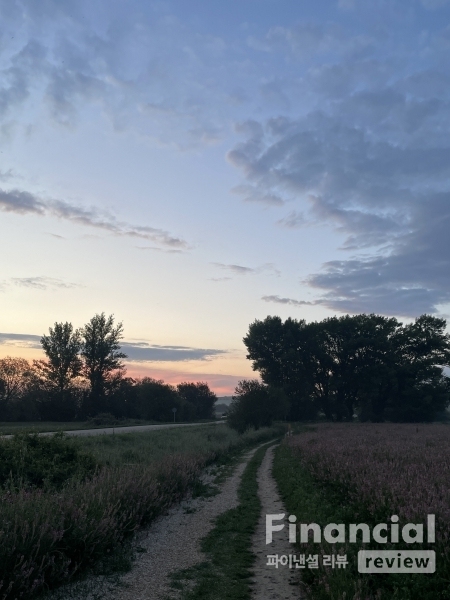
[250,444,302,599]
[45,441,298,600]
[104,445,261,600]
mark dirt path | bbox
[46,441,300,600]
[105,445,260,600]
[250,444,302,599]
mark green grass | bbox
[77,423,280,468]
[0,424,283,600]
[168,440,279,600]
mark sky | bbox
[1,0,450,394]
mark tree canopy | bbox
[244,313,450,422]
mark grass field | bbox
[273,423,450,600]
[0,423,283,600]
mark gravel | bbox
[250,444,303,599]
[43,442,300,600]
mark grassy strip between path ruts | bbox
[168,440,279,600]
[272,438,450,600]
[0,425,284,600]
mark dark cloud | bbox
[121,342,226,362]
[0,333,226,362]
[0,189,45,214]
[229,52,450,316]
[0,188,188,249]
[0,332,41,349]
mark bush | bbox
[0,432,97,491]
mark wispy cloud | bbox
[262,295,318,307]
[0,188,189,249]
[212,262,280,276]
[135,246,186,254]
[209,276,232,282]
[277,210,308,228]
[9,277,80,290]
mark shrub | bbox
[0,432,97,491]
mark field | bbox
[273,423,450,600]
[0,423,283,600]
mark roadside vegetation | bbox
[0,424,282,600]
[273,423,450,600]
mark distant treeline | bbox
[0,313,216,422]
[244,313,450,422]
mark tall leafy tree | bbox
[244,313,450,422]
[81,313,127,412]
[37,322,83,394]
[244,316,316,419]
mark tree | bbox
[243,316,316,420]
[386,315,450,422]
[244,313,450,423]
[81,313,127,414]
[135,378,180,421]
[0,357,32,419]
[37,322,82,394]
[177,382,217,420]
[227,380,289,433]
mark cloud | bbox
[135,246,186,254]
[9,277,79,290]
[121,342,226,362]
[212,262,280,277]
[0,189,45,214]
[228,54,450,315]
[213,263,255,275]
[0,169,16,182]
[0,333,227,362]
[262,295,317,307]
[0,333,42,349]
[231,184,286,206]
[277,210,308,228]
[0,4,253,148]
[0,188,188,249]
